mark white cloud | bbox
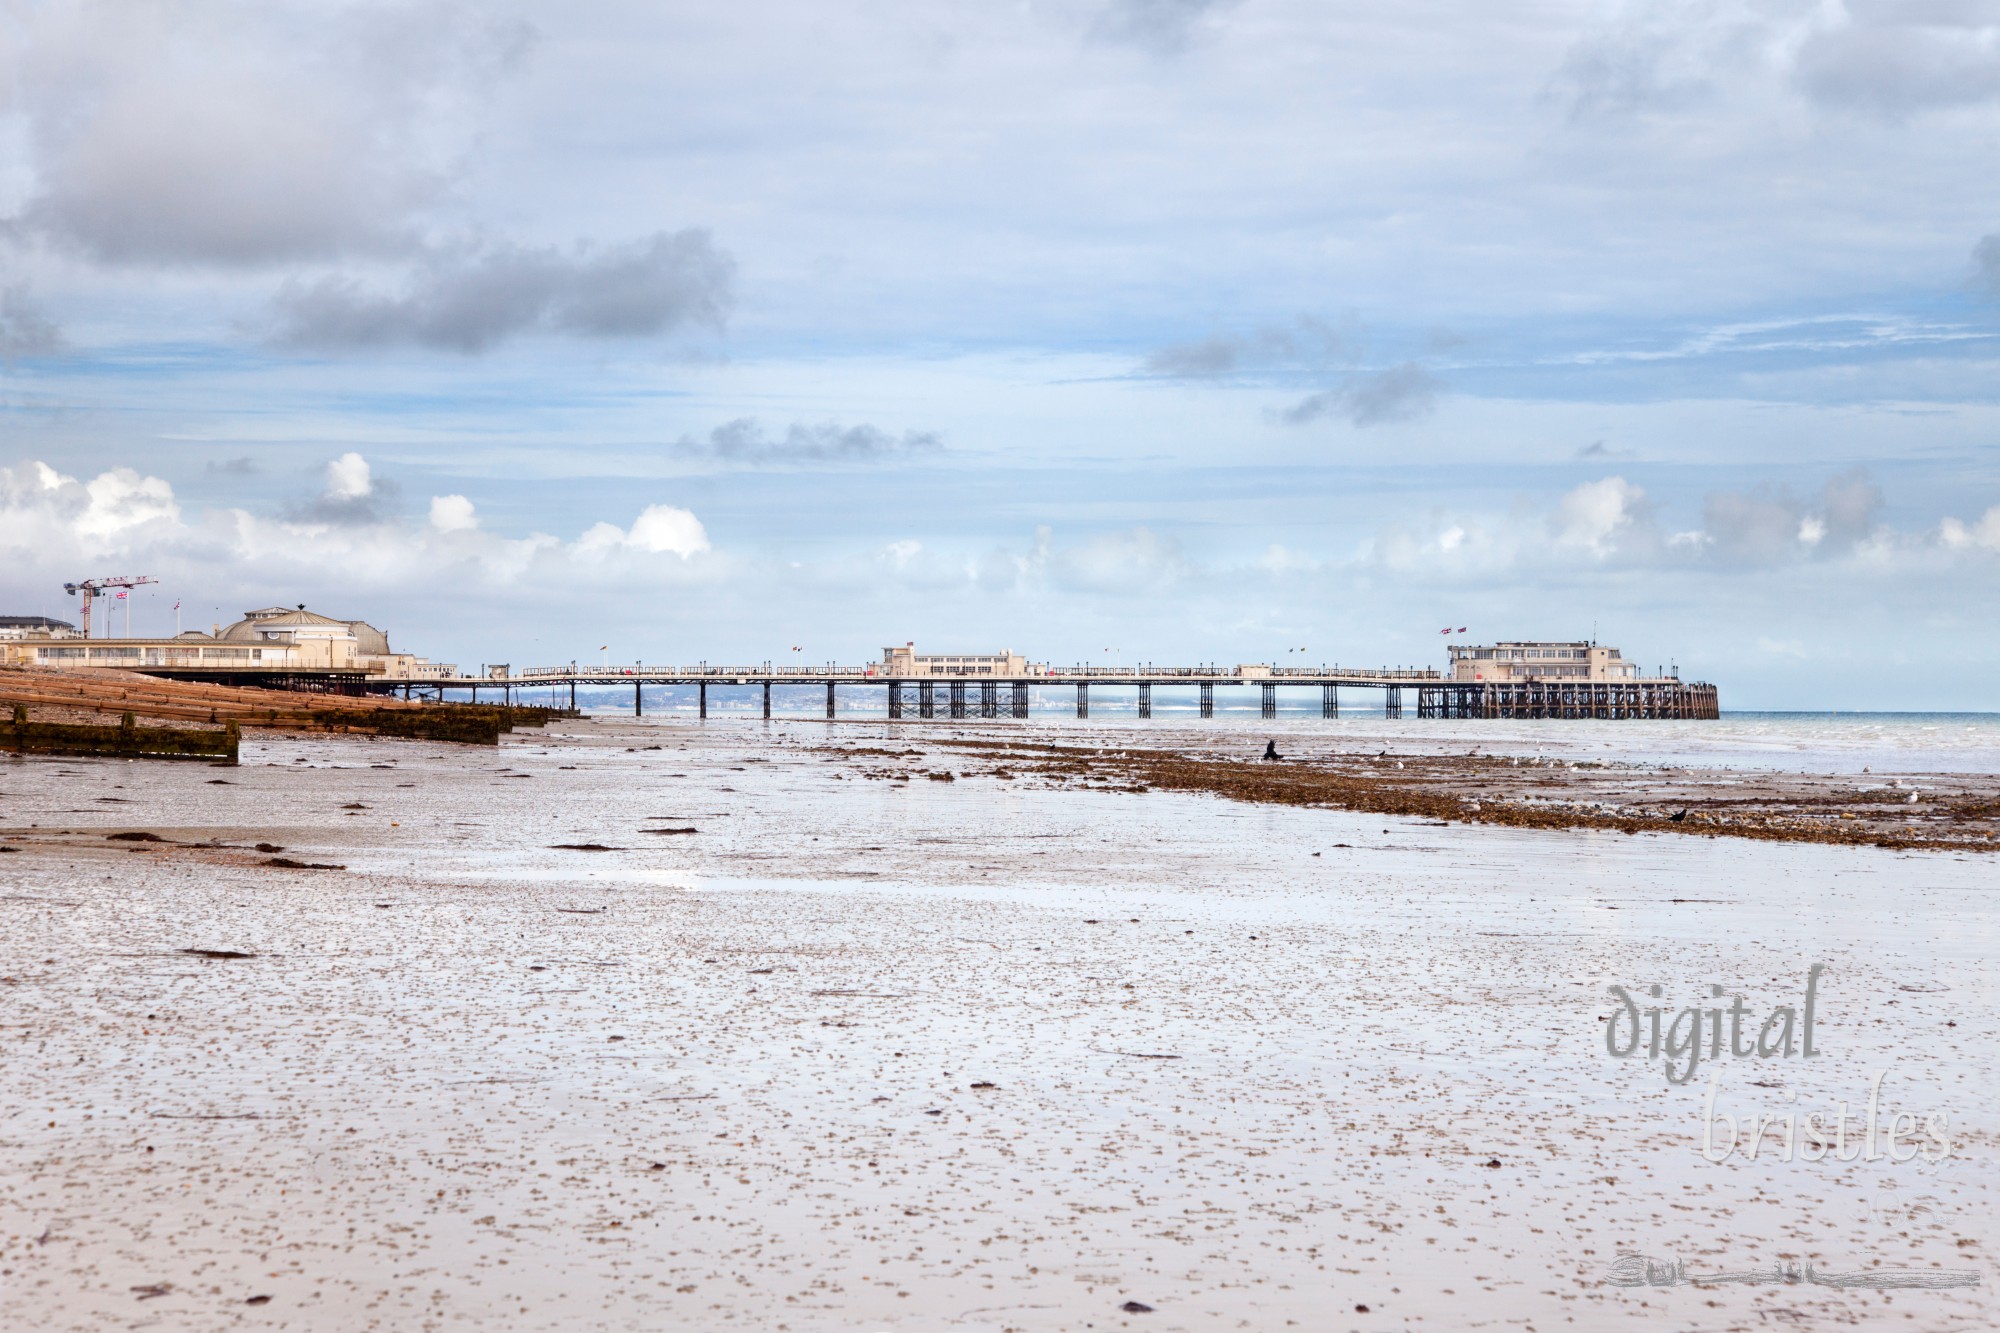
[325,452,374,501]
[428,493,478,532]
[0,458,712,597]
[1940,505,2000,552]
[628,504,709,557]
[575,504,710,559]
[1551,476,1648,556]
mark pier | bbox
[363,661,1719,721]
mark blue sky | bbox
[4,0,2000,708]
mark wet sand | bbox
[1,717,1993,1330]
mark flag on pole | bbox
[1456,626,1466,633]
[174,600,181,610]
[116,590,128,600]
[1439,626,1451,634]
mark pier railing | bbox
[513,663,1444,682]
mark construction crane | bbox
[63,575,158,639]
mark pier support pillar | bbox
[569,679,576,711]
[699,681,707,719]
[1199,682,1213,718]
[634,681,641,716]
[1386,685,1402,719]
[980,682,997,718]
[919,681,935,718]
[889,681,904,719]
[1323,683,1338,718]
[1260,681,1276,718]
[1137,682,1151,718]
[1076,683,1088,719]
[763,681,771,719]
[1011,681,1029,719]
[826,682,836,718]
[949,681,966,719]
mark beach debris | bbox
[550,843,619,851]
[254,843,284,853]
[1484,1157,1502,1168]
[1121,1300,1154,1312]
[245,1295,272,1305]
[180,948,257,959]
[1668,808,1689,822]
[639,827,698,835]
[265,857,344,869]
[106,831,165,842]
[131,1283,173,1300]
[1263,740,1281,761]
[970,1081,997,1089]
[1090,1046,1182,1059]
[554,907,607,915]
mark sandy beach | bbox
[1,716,1993,1331]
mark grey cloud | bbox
[1815,467,1884,549]
[1701,487,1808,564]
[1546,6,1771,119]
[269,232,734,353]
[1794,13,2000,115]
[288,480,401,527]
[10,4,529,266]
[676,419,941,467]
[1089,0,1239,56]
[0,288,64,360]
[1145,333,1250,377]
[1281,363,1445,428]
[1552,3,2000,121]
[1143,316,1352,378]
[1699,469,1883,564]
[1975,233,2000,297]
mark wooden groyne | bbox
[0,668,571,748]
[4,707,239,763]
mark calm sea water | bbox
[554,681,2000,777]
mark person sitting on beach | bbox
[1263,740,1282,761]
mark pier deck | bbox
[355,663,1718,721]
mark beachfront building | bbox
[1447,640,1646,684]
[0,604,455,680]
[0,615,80,640]
[879,643,1034,677]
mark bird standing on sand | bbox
[1263,740,1282,761]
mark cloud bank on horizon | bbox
[3,0,2000,706]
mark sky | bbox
[4,0,2000,709]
